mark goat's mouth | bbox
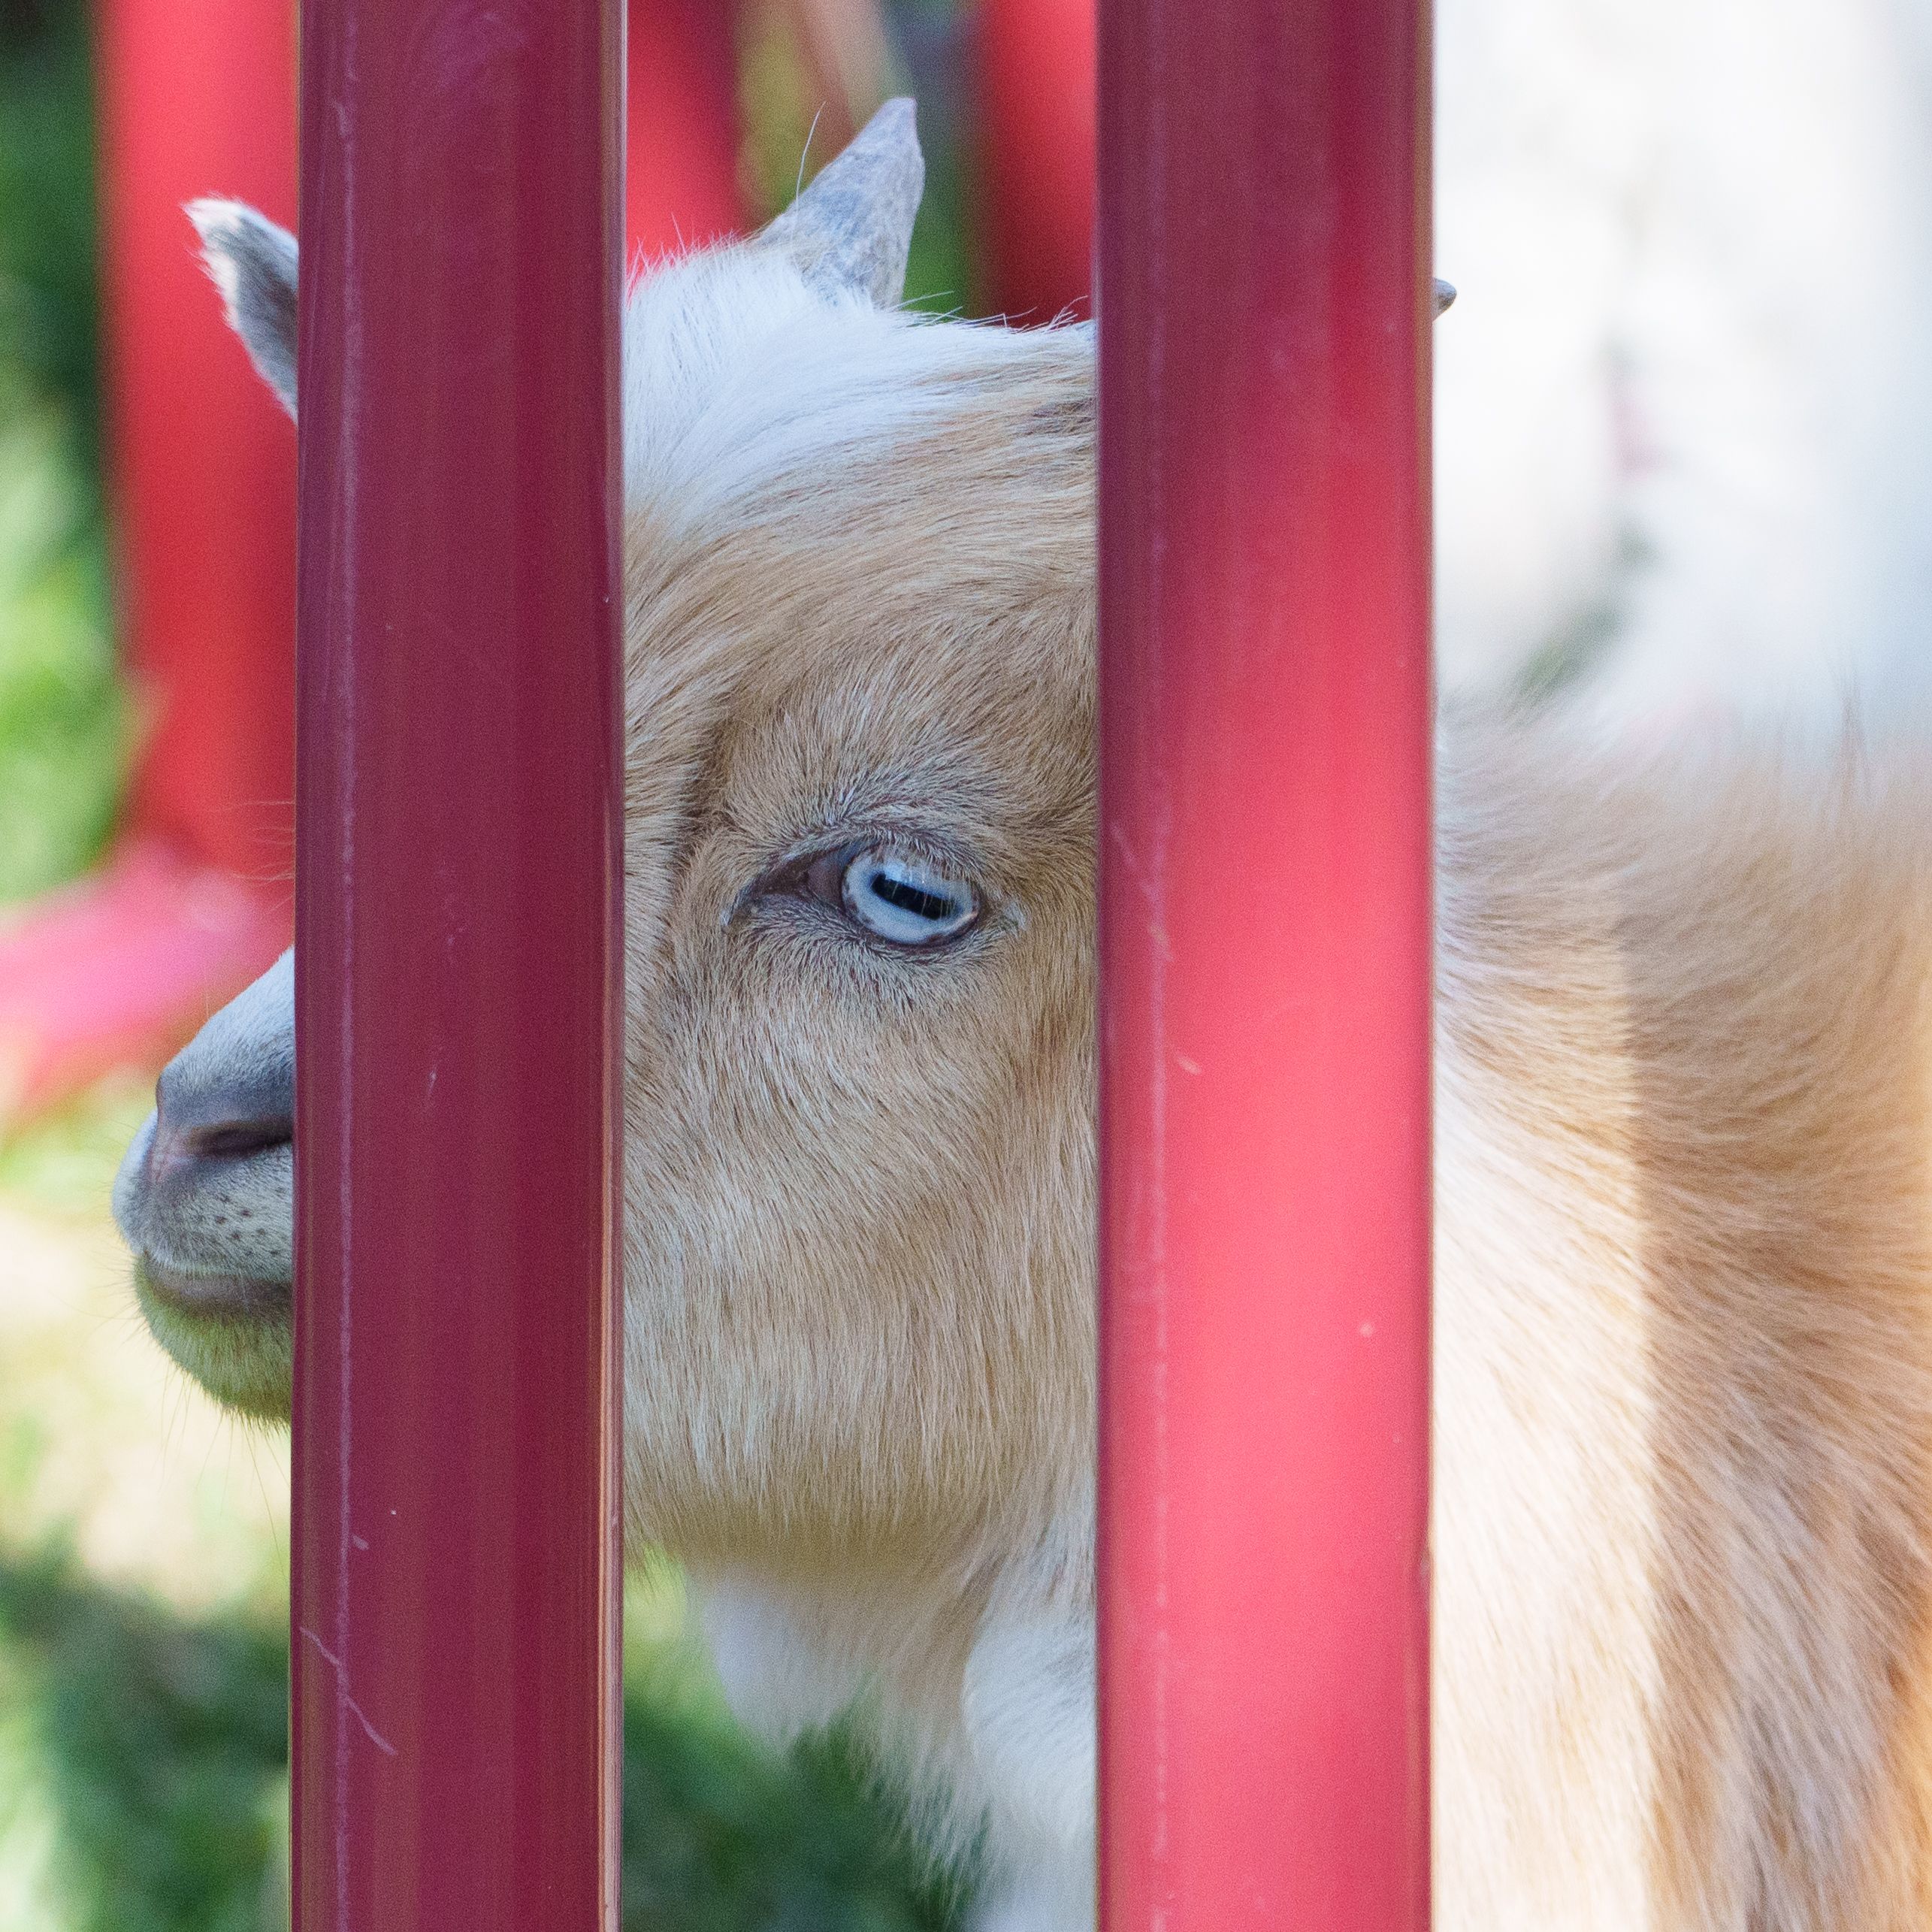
[133,1259,293,1423]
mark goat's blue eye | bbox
[839,848,979,947]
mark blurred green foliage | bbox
[0,0,100,458]
[0,0,122,905]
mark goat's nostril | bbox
[153,1055,295,1177]
[182,1115,293,1164]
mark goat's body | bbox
[1435,734,1932,1927]
[668,727,1932,1930]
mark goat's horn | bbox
[765,97,924,309]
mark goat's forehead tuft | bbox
[621,241,1092,528]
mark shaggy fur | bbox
[115,103,1932,1930]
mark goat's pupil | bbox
[873,872,956,923]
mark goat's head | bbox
[114,102,1102,1565]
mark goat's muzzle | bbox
[114,1018,297,1420]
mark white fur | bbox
[1435,0,1932,736]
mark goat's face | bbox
[115,104,1101,1565]
[113,951,295,1419]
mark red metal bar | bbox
[95,0,298,881]
[292,2,624,1927]
[973,0,1096,318]
[626,0,744,259]
[1095,0,1433,1925]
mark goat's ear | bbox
[763,97,924,309]
[1434,279,1456,316]
[187,200,298,418]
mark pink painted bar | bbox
[97,0,298,883]
[975,0,1096,319]
[1096,0,1435,1927]
[625,0,743,259]
[292,4,624,1927]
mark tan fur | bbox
[1438,732,1932,1926]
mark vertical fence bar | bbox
[1095,0,1433,1926]
[97,0,298,882]
[624,0,744,259]
[292,3,624,1928]
[974,0,1096,319]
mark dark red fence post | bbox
[292,2,624,1927]
[974,0,1096,318]
[96,0,298,883]
[626,0,744,259]
[1096,0,1434,1925]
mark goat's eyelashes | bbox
[836,846,980,946]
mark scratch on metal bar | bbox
[328,14,368,1927]
[300,1625,399,1758]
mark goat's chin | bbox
[134,1263,294,1423]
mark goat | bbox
[114,101,1932,1930]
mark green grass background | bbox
[0,0,121,905]
[0,1545,968,1932]
[0,2,979,1923]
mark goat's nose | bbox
[150,1054,293,1180]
